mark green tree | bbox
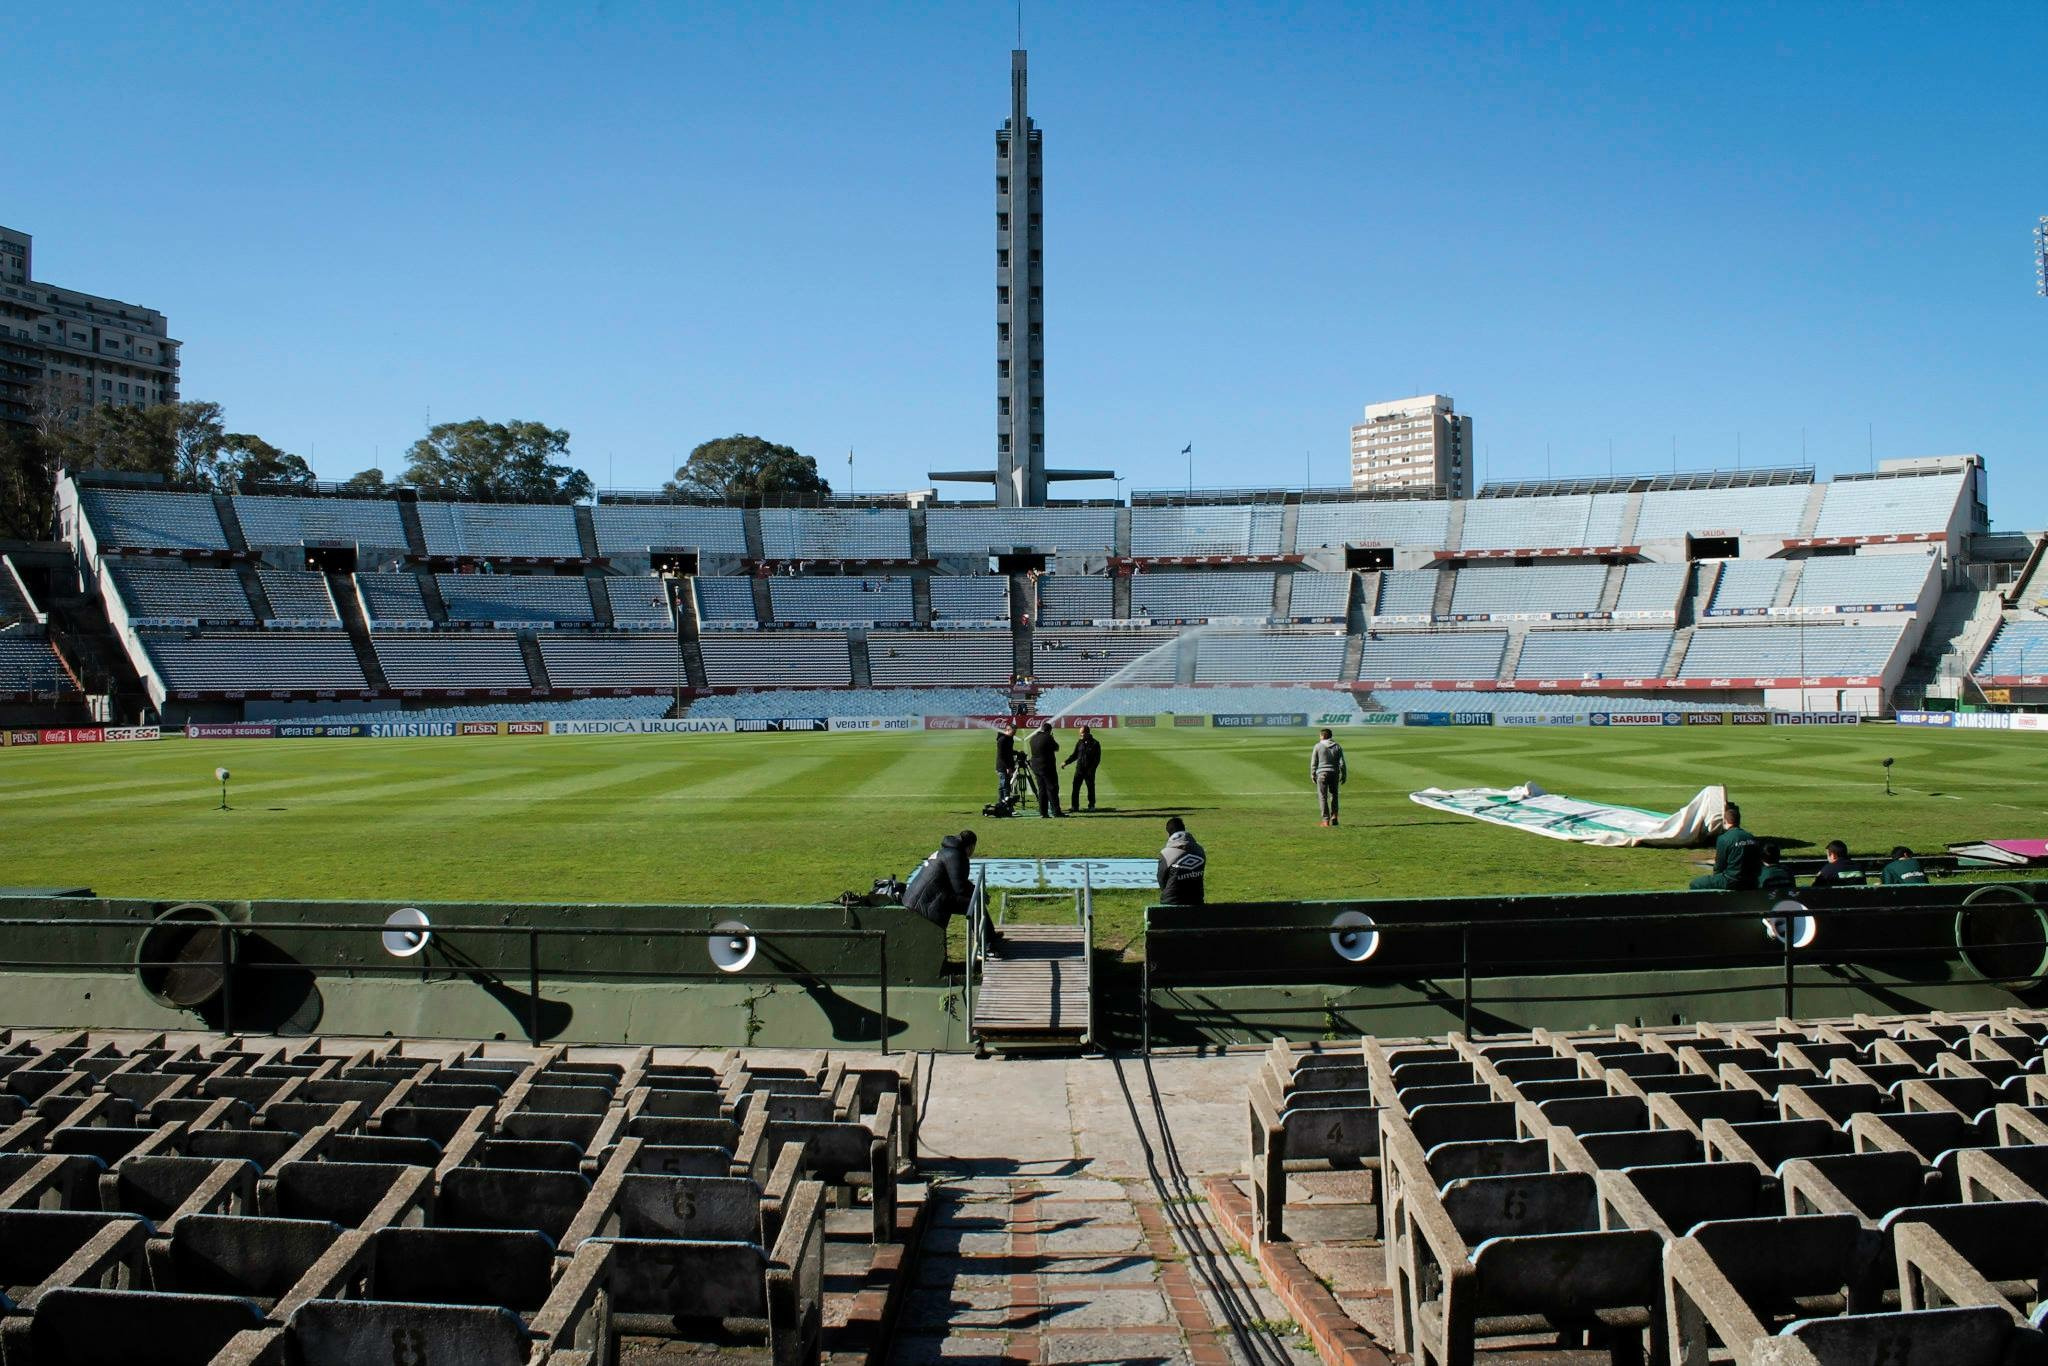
[665,434,830,500]
[0,425,56,541]
[401,419,591,501]
[214,433,315,490]
[338,467,389,494]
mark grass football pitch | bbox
[2,725,2041,956]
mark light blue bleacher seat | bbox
[1373,570,1439,617]
[1034,685,1365,717]
[1030,630,1181,686]
[1516,629,1676,680]
[1128,572,1275,622]
[1974,620,2048,678]
[1705,560,1785,614]
[693,576,758,623]
[1789,553,1934,611]
[766,577,913,624]
[435,575,596,624]
[145,633,369,693]
[1130,505,1283,556]
[304,697,675,725]
[1612,564,1688,615]
[929,577,1010,621]
[356,574,431,622]
[1294,500,1451,551]
[1287,572,1352,620]
[1193,631,1347,682]
[1037,575,1114,623]
[1632,484,1812,542]
[1676,624,1905,678]
[233,495,408,554]
[535,633,683,689]
[1811,472,1965,539]
[1357,632,1507,681]
[925,507,1117,556]
[373,633,532,690]
[113,567,255,622]
[415,503,582,559]
[868,631,1012,686]
[688,687,1009,719]
[0,637,71,692]
[1449,564,1606,617]
[255,570,341,622]
[697,631,853,687]
[589,505,748,557]
[603,577,672,625]
[1365,688,1728,715]
[757,509,912,560]
[79,489,228,551]
[1459,493,1629,551]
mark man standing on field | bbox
[1310,728,1348,827]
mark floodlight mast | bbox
[2037,216,2048,297]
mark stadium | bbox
[7,17,2048,1366]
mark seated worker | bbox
[1810,840,1868,889]
[1690,802,1761,890]
[1757,843,1795,895]
[1158,817,1207,906]
[905,829,978,930]
[1882,845,1930,885]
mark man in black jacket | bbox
[1063,724,1102,812]
[1028,721,1064,818]
[905,829,978,929]
[1158,817,1206,905]
[994,723,1018,805]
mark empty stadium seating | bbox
[1633,483,1812,542]
[293,696,675,726]
[1252,1010,2048,1366]
[1517,628,1676,680]
[254,570,340,623]
[1295,500,1452,551]
[925,506,1116,556]
[1030,630,1180,686]
[1192,631,1348,682]
[0,637,71,693]
[692,576,759,624]
[0,563,32,626]
[1033,684,1365,717]
[1036,575,1114,624]
[589,504,748,557]
[1974,621,2048,678]
[1128,571,1276,622]
[601,577,672,625]
[698,633,853,687]
[766,577,913,625]
[233,495,409,555]
[1374,571,1439,617]
[1614,563,1688,615]
[1677,624,1906,678]
[145,634,370,694]
[414,502,582,559]
[1708,559,1788,614]
[1449,564,1606,617]
[867,631,1013,686]
[112,567,256,623]
[79,488,229,551]
[928,576,1010,621]
[1812,471,1966,538]
[757,508,912,560]
[1365,687,1729,714]
[1460,492,1630,550]
[1286,572,1352,620]
[1790,553,1935,612]
[1130,505,1284,556]
[536,633,684,690]
[687,687,1011,719]
[354,573,432,623]
[373,633,532,691]
[1358,632,1507,682]
[436,574,597,625]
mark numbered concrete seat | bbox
[100,1157,254,1228]
[143,1214,357,1315]
[1248,1061,1378,1243]
[1852,1109,1993,1164]
[1559,1126,1704,1174]
[1665,1214,1868,1365]
[1781,1151,1935,1224]
[0,1210,150,1307]
[473,1139,585,1172]
[1597,1161,1770,1238]
[45,1125,172,1165]
[1650,1088,1773,1138]
[739,1105,898,1244]
[315,1133,441,1167]
[512,1082,614,1116]
[16,1286,267,1366]
[628,1087,725,1120]
[1750,1305,2037,1366]
[371,1104,486,1146]
[364,1226,556,1310]
[0,1153,107,1211]
[1704,1118,1854,1173]
[1956,1146,2048,1203]
[184,1127,307,1173]
[1780,1082,1896,1126]
[435,1166,591,1243]
[1399,1170,1663,1366]
[499,1110,605,1149]
[263,1160,430,1229]
[614,1174,774,1243]
[1892,1199,2048,1322]
[632,1145,734,1178]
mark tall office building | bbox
[1349,394,1473,497]
[0,226,180,429]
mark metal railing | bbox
[0,915,895,1054]
[1138,893,2048,1053]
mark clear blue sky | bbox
[12,2,2045,523]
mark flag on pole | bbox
[1180,443,1192,454]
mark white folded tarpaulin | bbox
[1408,782,1728,848]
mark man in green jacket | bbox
[1881,846,1930,886]
[1690,802,1762,890]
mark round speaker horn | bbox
[380,907,433,959]
[1763,900,1817,950]
[709,920,758,974]
[1330,910,1381,963]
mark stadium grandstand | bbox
[31,454,2023,723]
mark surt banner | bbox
[1409,782,1729,849]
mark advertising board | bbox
[1212,713,1309,728]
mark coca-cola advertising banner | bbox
[923,714,1113,731]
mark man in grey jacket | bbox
[1157,817,1206,906]
[1310,728,1348,827]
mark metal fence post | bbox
[527,929,543,1045]
[1460,926,1473,1037]
[879,939,890,1057]
[1782,920,1796,1020]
